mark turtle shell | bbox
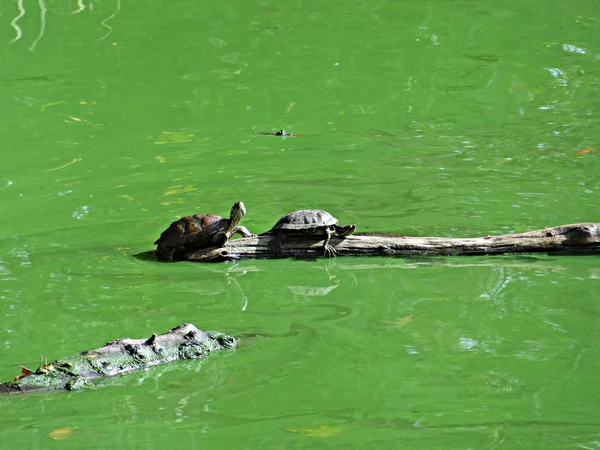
[154,213,229,248]
[270,210,338,231]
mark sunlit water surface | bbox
[0,0,599,448]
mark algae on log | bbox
[0,323,236,394]
[184,222,600,262]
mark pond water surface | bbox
[0,0,599,448]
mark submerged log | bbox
[186,222,600,262]
[0,324,236,394]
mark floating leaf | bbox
[379,315,413,327]
[49,427,73,440]
[575,147,596,156]
[40,101,65,111]
[13,365,32,381]
[47,158,82,172]
[285,424,343,438]
[160,199,185,206]
[164,185,197,196]
[154,131,195,144]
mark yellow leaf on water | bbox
[47,158,82,172]
[164,185,196,196]
[574,147,596,156]
[285,424,343,438]
[14,365,32,381]
[49,427,73,440]
[161,200,185,206]
[154,131,195,144]
[40,101,64,111]
[379,315,413,327]
[177,152,201,160]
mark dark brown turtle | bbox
[154,201,255,262]
[261,209,355,257]
[255,129,299,136]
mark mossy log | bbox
[185,222,600,262]
[0,324,236,394]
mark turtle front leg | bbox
[233,226,256,238]
[322,227,336,257]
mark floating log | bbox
[185,223,600,262]
[0,324,236,394]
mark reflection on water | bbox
[71,0,86,15]
[286,260,341,302]
[28,0,46,51]
[1,0,599,447]
[97,0,121,42]
[9,0,25,44]
[287,283,338,299]
[7,0,123,47]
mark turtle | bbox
[255,129,299,136]
[261,209,356,257]
[154,201,255,261]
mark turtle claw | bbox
[234,225,255,238]
[324,245,337,257]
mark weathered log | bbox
[186,222,600,262]
[0,324,236,394]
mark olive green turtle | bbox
[261,209,355,257]
[155,201,254,261]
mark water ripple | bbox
[28,0,47,52]
[9,0,25,44]
[97,0,121,42]
[71,0,86,15]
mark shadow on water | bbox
[133,250,156,262]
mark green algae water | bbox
[1,0,599,448]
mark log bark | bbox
[0,324,236,394]
[186,223,600,262]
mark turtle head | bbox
[229,201,246,228]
